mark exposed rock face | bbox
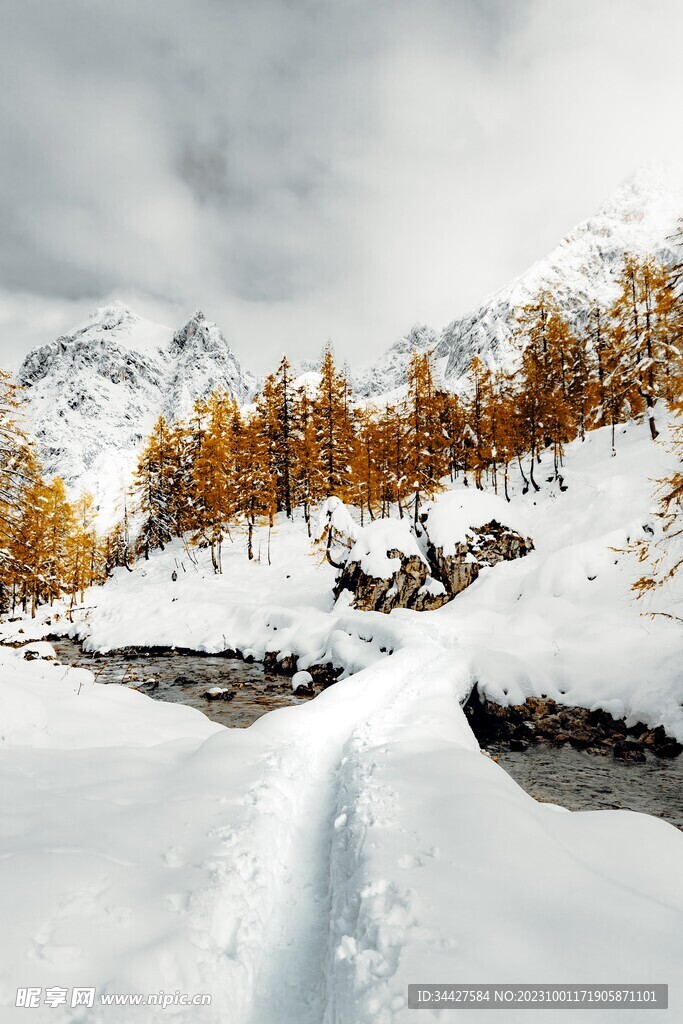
[464,692,683,760]
[335,549,446,614]
[428,519,534,599]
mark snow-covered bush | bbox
[314,497,359,568]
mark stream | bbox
[51,639,683,830]
[51,638,314,728]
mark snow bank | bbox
[0,647,220,750]
[1,637,682,1024]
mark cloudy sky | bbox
[1,0,682,373]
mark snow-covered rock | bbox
[420,488,534,598]
[15,641,57,661]
[18,302,254,520]
[334,518,445,613]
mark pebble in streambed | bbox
[50,638,316,728]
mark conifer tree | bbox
[233,409,276,560]
[258,356,296,518]
[403,350,449,521]
[313,344,355,499]
[190,393,237,573]
[291,386,320,535]
[608,254,679,442]
[134,416,176,559]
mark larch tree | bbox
[313,344,354,500]
[191,392,238,573]
[134,416,176,560]
[291,386,320,536]
[233,409,276,560]
[402,350,449,521]
[608,254,678,442]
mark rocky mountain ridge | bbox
[18,303,254,521]
[355,170,683,395]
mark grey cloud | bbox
[0,0,681,373]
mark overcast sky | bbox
[1,0,682,374]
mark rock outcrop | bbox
[428,519,534,599]
[333,517,447,613]
[464,691,683,759]
[331,494,532,614]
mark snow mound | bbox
[422,488,530,555]
[346,518,428,580]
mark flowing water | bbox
[489,743,683,830]
[51,638,314,728]
[51,639,682,829]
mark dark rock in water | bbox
[174,675,197,687]
[308,662,343,687]
[427,520,534,600]
[204,688,234,701]
[509,737,529,752]
[640,726,683,759]
[464,688,680,763]
[294,684,315,697]
[263,651,299,675]
[613,739,646,763]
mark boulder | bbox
[328,491,533,614]
[421,490,534,598]
[204,687,234,701]
[333,518,447,613]
[19,641,57,661]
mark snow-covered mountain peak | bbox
[354,171,682,399]
[436,170,683,385]
[18,303,254,521]
[171,309,208,351]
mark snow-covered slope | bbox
[359,170,683,397]
[1,414,682,1023]
[18,303,254,517]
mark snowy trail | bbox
[243,645,450,1024]
[243,745,336,1024]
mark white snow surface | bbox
[422,488,531,555]
[346,517,429,579]
[1,416,683,1022]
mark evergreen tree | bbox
[258,356,296,517]
[313,344,354,499]
[134,416,176,559]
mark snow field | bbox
[0,416,682,1021]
